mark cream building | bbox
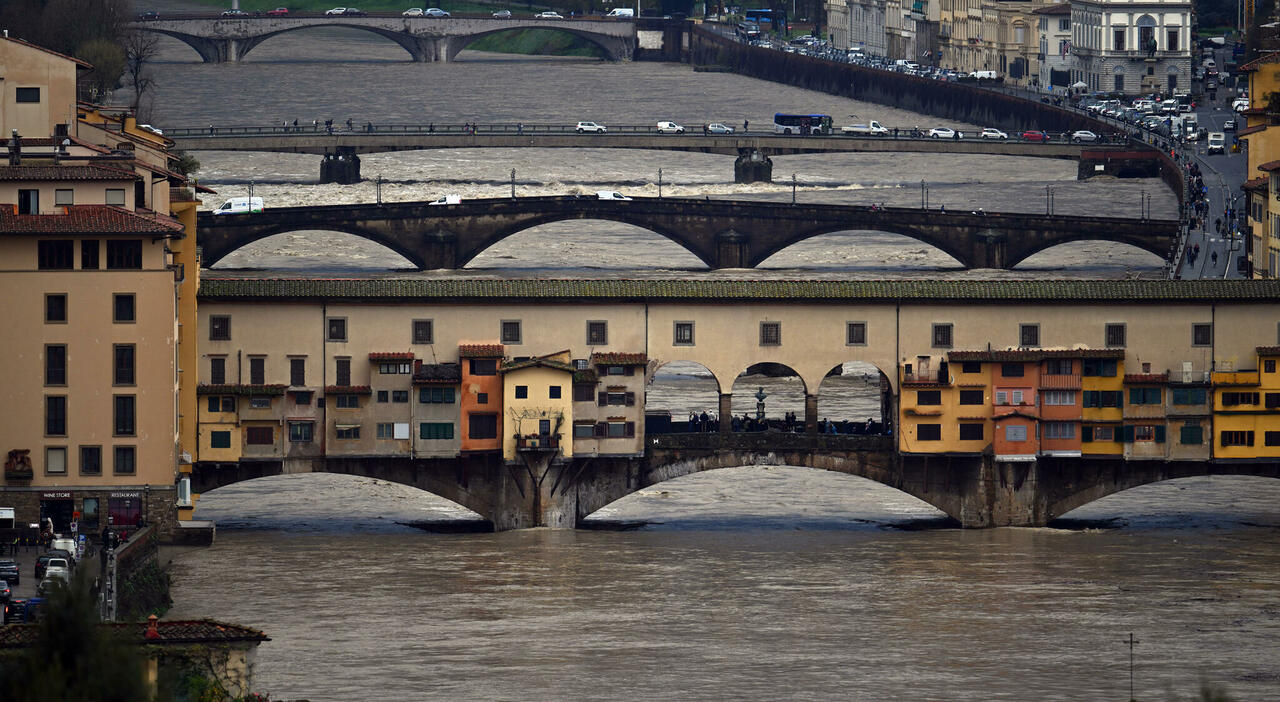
[1070,0,1192,94]
[1036,2,1075,88]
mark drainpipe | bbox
[321,302,327,456]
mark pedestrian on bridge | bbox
[743,119,749,132]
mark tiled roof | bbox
[0,164,140,181]
[0,205,183,235]
[458,344,503,357]
[949,348,1125,361]
[196,384,287,396]
[501,357,576,374]
[414,362,461,383]
[591,352,648,366]
[1257,345,1280,355]
[369,352,414,361]
[198,278,1280,303]
[0,36,92,68]
[573,369,599,384]
[0,619,269,649]
[1259,160,1280,172]
[325,385,372,394]
[1031,3,1070,14]
[1244,177,1268,191]
[1123,373,1168,383]
[1237,124,1268,137]
[1238,51,1280,72]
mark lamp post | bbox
[375,174,382,205]
[511,168,516,199]
[658,167,663,198]
[754,386,767,421]
[1123,632,1140,702]
[921,179,928,209]
[1045,185,1054,215]
[248,179,254,202]
[792,173,797,204]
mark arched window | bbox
[1136,14,1157,53]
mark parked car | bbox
[429,194,462,205]
[979,128,1008,140]
[267,7,290,15]
[1223,119,1237,131]
[220,8,249,16]
[137,10,159,19]
[343,7,367,15]
[325,7,349,14]
[575,121,606,133]
[37,577,65,597]
[1071,130,1099,142]
[34,549,73,580]
[403,7,424,15]
[1020,130,1049,142]
[656,121,685,133]
[0,560,19,585]
[0,581,9,602]
[928,127,962,139]
[492,9,512,17]
[535,11,563,18]
[596,191,632,200]
[424,8,450,16]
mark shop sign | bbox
[109,491,141,499]
[40,491,72,499]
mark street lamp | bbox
[248,179,254,202]
[1045,185,1054,215]
[375,174,383,205]
[754,386,768,421]
[511,168,516,199]
[658,167,663,198]
[792,173,798,204]
[921,179,928,209]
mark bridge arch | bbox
[727,361,808,424]
[446,27,619,62]
[1046,466,1280,523]
[1005,232,1170,269]
[750,223,972,269]
[202,223,428,269]
[134,23,439,62]
[456,213,718,269]
[816,360,894,432]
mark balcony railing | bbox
[516,433,561,451]
[902,370,951,385]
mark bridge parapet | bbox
[649,432,892,453]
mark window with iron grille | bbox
[501,320,522,344]
[759,321,781,346]
[327,318,347,342]
[1192,323,1212,346]
[1019,324,1040,347]
[1105,323,1126,347]
[587,321,608,345]
[846,322,866,346]
[932,323,952,348]
[413,319,434,344]
[209,315,231,341]
[674,321,695,346]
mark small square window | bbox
[674,321,695,346]
[210,430,232,449]
[45,447,67,475]
[846,322,866,346]
[289,422,315,443]
[55,189,74,206]
[15,86,40,103]
[477,392,489,405]
[413,319,433,344]
[515,385,528,399]
[249,396,271,409]
[759,321,781,346]
[1019,323,1039,348]
[113,446,136,475]
[932,323,953,348]
[501,320,522,345]
[1192,323,1212,346]
[209,315,231,341]
[377,390,389,403]
[1267,359,1277,374]
[113,294,135,323]
[45,293,67,323]
[327,317,348,342]
[549,385,562,399]
[106,188,126,206]
[587,321,608,346]
[1105,323,1126,348]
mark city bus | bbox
[773,113,833,135]
[743,8,773,28]
[736,22,761,40]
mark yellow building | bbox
[0,37,86,138]
[1238,52,1280,278]
[1081,353,1124,456]
[1212,346,1280,458]
[500,351,576,462]
[897,354,993,455]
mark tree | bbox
[0,573,150,702]
[123,29,160,115]
[76,38,126,101]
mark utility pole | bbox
[658,168,663,198]
[511,168,516,198]
[1124,632,1140,701]
[792,173,797,204]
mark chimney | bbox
[145,615,160,640]
[8,129,20,165]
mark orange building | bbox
[458,344,503,453]
[989,353,1041,461]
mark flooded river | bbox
[139,10,1280,701]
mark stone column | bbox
[719,393,733,433]
[734,148,773,183]
[804,393,819,434]
[319,148,361,185]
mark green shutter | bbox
[1128,388,1140,405]
[1154,425,1166,443]
[1081,426,1093,443]
[1121,425,1135,443]
[444,387,455,403]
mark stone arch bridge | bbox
[196,195,1178,270]
[189,434,1280,531]
[130,14,636,62]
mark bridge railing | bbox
[650,432,893,452]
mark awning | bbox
[335,423,361,430]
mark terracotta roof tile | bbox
[196,384,287,396]
[1031,3,1071,14]
[591,352,648,366]
[1256,345,1280,355]
[1238,51,1280,72]
[198,279,1280,302]
[0,619,269,649]
[501,357,576,374]
[1237,124,1269,137]
[949,348,1124,362]
[1244,177,1268,191]
[458,344,504,357]
[369,352,414,361]
[0,36,92,68]
[0,205,183,235]
[1258,160,1280,172]
[413,362,461,384]
[325,385,372,394]
[573,369,599,384]
[0,164,140,181]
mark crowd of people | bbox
[683,411,889,435]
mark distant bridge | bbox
[129,14,636,62]
[196,195,1178,269]
[165,124,1154,184]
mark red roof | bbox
[1244,177,1268,191]
[1257,345,1280,355]
[1237,51,1280,72]
[0,619,269,648]
[1124,373,1168,383]
[0,36,92,69]
[458,343,503,358]
[1237,124,1268,137]
[591,352,648,366]
[0,164,140,181]
[369,352,414,361]
[1259,160,1280,172]
[0,205,183,235]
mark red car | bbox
[267,7,290,15]
[1020,130,1049,142]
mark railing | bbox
[516,433,561,450]
[902,370,951,385]
[650,432,893,452]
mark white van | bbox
[605,7,634,16]
[596,190,632,200]
[968,70,999,80]
[212,196,264,215]
[1207,132,1226,154]
[429,194,462,205]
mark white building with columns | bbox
[1069,0,1191,95]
